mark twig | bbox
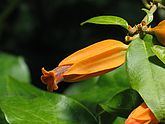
[142,4,157,24]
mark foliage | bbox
[152,45,165,64]
[81,16,129,29]
[0,53,97,124]
[126,35,165,121]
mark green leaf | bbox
[143,34,155,56]
[0,77,41,98]
[100,89,142,118]
[142,8,153,25]
[126,35,165,122]
[0,53,32,123]
[0,109,8,124]
[65,65,133,114]
[98,112,116,124]
[1,95,97,124]
[152,45,165,64]
[99,111,126,124]
[0,53,33,98]
[113,117,126,124]
[0,78,97,124]
[81,16,129,29]
[98,112,126,124]
[0,53,31,83]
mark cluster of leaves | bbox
[80,12,165,122]
[0,52,142,124]
[1,34,165,123]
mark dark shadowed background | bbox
[0,0,160,92]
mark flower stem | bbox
[158,3,165,9]
[142,4,157,24]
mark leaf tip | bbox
[80,21,86,26]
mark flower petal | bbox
[125,103,158,124]
[59,39,128,66]
[64,45,127,75]
[41,65,71,91]
[64,69,114,82]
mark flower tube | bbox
[125,103,158,124]
[41,39,128,91]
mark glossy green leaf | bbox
[0,109,8,124]
[152,45,165,64]
[143,34,155,56]
[142,8,153,25]
[126,35,165,122]
[98,112,126,124]
[0,53,30,83]
[113,117,126,124]
[0,77,97,124]
[65,65,132,113]
[81,16,129,29]
[0,53,34,123]
[0,53,34,98]
[100,89,142,118]
[0,53,31,123]
[0,77,41,98]
[1,96,97,124]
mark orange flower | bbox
[125,103,158,124]
[148,20,165,46]
[41,39,128,91]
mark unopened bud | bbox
[147,20,165,46]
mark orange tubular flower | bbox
[41,39,128,91]
[148,20,165,46]
[125,103,158,124]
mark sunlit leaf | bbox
[126,34,165,122]
[0,53,30,83]
[0,77,97,124]
[152,45,165,64]
[81,16,129,29]
[0,109,8,124]
[0,77,41,98]
[113,117,126,124]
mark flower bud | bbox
[41,39,128,91]
[148,20,165,46]
[125,103,158,124]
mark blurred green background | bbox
[0,0,160,92]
